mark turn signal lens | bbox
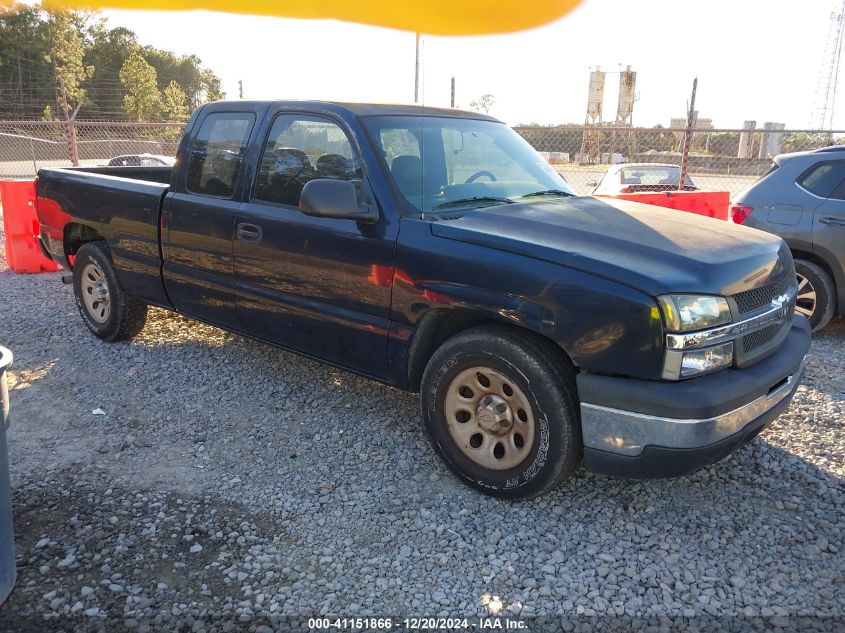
[680,342,734,378]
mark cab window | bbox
[253,115,361,207]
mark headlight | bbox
[658,295,731,332]
[659,295,734,380]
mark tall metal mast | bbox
[814,1,845,129]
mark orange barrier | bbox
[0,180,62,273]
[597,191,730,221]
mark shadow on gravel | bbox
[0,474,298,632]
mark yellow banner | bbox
[37,0,584,35]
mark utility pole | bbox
[239,80,243,100]
[16,58,22,104]
[451,76,455,108]
[414,32,420,103]
[58,77,79,167]
[679,77,697,191]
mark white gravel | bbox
[0,221,843,631]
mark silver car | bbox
[106,154,176,167]
[731,146,845,331]
[589,163,697,195]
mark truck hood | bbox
[430,197,788,297]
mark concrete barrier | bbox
[596,190,730,221]
[0,180,62,273]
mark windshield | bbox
[364,115,575,214]
[619,166,695,186]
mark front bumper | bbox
[577,316,811,478]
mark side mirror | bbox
[299,179,378,223]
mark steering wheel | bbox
[464,170,497,184]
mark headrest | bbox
[316,153,351,178]
[274,147,310,170]
[390,155,423,198]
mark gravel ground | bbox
[0,221,843,632]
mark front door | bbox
[233,112,396,378]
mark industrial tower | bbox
[578,67,637,164]
[813,0,845,130]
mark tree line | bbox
[0,3,223,122]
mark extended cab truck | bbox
[35,101,811,498]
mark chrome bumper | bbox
[580,356,806,457]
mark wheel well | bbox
[63,223,103,267]
[405,310,574,391]
[791,249,837,291]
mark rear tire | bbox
[420,326,581,499]
[794,259,835,332]
[72,242,147,342]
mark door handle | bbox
[236,223,263,242]
[818,217,845,227]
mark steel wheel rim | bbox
[81,262,111,324]
[444,366,535,470]
[795,273,817,319]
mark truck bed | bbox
[37,167,172,306]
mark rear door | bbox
[232,110,397,378]
[812,173,845,307]
[765,159,845,251]
[162,109,262,326]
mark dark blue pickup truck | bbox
[35,101,811,498]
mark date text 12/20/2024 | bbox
[308,618,527,630]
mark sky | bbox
[94,0,842,129]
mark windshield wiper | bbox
[432,196,515,210]
[521,189,576,198]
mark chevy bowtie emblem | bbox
[771,294,790,320]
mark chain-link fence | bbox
[0,120,185,178]
[515,126,845,197]
[2,120,845,199]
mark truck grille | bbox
[743,324,781,352]
[733,274,792,315]
[730,271,796,367]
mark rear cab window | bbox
[185,112,256,198]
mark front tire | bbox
[72,242,148,342]
[794,259,835,332]
[420,326,581,499]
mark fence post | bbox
[29,136,37,175]
[58,78,79,166]
[679,78,697,190]
[66,119,79,167]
